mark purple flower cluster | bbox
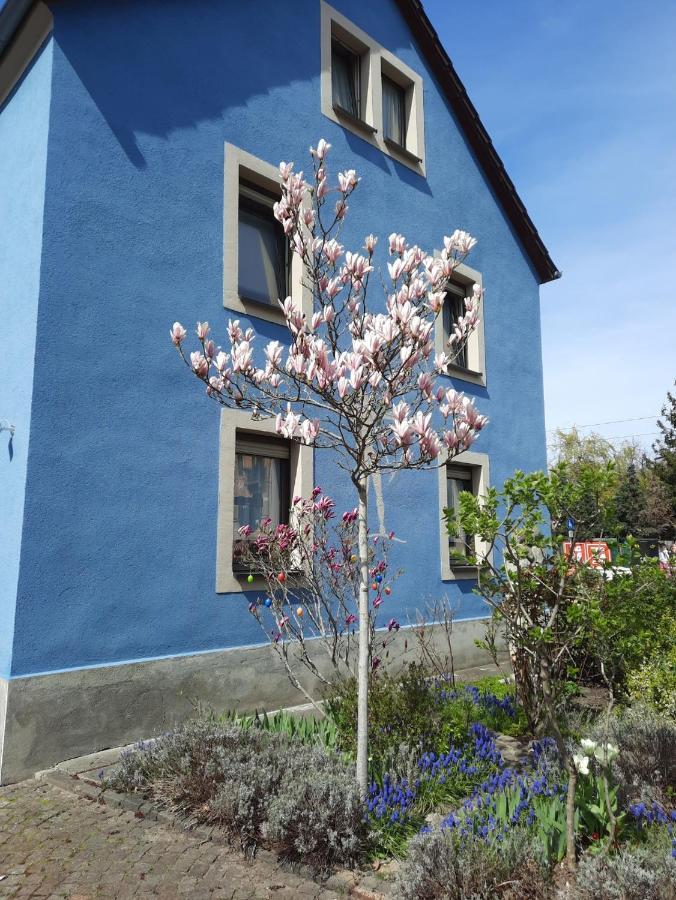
[367,722,505,826]
[438,745,567,841]
[629,802,676,859]
[436,682,518,720]
[629,801,676,827]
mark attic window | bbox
[382,75,406,147]
[320,2,425,174]
[332,39,361,119]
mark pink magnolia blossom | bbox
[170,322,187,346]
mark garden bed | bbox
[99,671,676,899]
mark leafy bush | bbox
[626,645,676,718]
[568,559,676,693]
[327,663,442,762]
[107,719,365,869]
[574,828,676,900]
[592,705,676,809]
[327,665,525,768]
[395,825,552,900]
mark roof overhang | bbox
[0,0,52,108]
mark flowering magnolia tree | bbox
[238,487,401,712]
[171,138,487,792]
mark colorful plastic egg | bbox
[277,572,286,583]
[375,574,383,583]
[296,606,304,617]
[384,586,392,596]
[371,582,378,591]
[264,596,273,608]
[247,574,254,584]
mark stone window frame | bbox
[434,260,486,387]
[223,143,313,327]
[320,1,426,175]
[438,449,490,582]
[216,409,313,593]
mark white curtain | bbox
[382,77,404,144]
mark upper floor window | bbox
[238,180,288,307]
[224,144,313,328]
[443,283,470,371]
[332,39,361,119]
[434,261,486,387]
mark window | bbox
[442,283,469,370]
[320,2,425,173]
[216,409,313,592]
[446,464,475,565]
[238,180,288,306]
[434,261,486,387]
[331,39,361,119]
[223,144,312,326]
[438,450,490,581]
[382,75,406,148]
[232,434,290,572]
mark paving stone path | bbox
[0,780,341,900]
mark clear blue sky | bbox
[425,0,676,454]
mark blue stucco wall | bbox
[0,41,53,678]
[9,0,547,677]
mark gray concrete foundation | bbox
[0,617,504,783]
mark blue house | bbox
[0,0,558,783]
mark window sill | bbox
[224,290,287,327]
[442,563,478,582]
[332,104,378,135]
[383,137,423,165]
[443,364,486,387]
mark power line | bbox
[547,415,659,433]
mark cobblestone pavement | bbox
[0,780,340,899]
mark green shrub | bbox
[569,560,676,693]
[327,663,442,762]
[395,826,552,900]
[326,665,526,771]
[107,719,365,869]
[626,645,676,718]
[574,829,676,900]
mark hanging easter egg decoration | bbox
[371,582,378,591]
[384,586,392,596]
[277,572,286,583]
[375,574,383,584]
[350,554,357,563]
[264,596,273,608]
[247,574,254,584]
[296,606,304,618]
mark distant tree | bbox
[637,466,674,538]
[548,428,618,538]
[651,382,676,537]
[614,462,642,540]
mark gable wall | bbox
[10,0,547,677]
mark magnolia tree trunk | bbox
[356,477,370,795]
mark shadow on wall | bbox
[53,0,322,169]
[53,0,433,197]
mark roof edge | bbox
[395,0,560,284]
